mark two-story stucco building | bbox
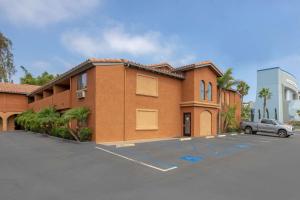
[0,59,241,143]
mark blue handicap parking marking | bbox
[235,144,250,149]
[180,155,204,163]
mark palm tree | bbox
[222,106,237,132]
[62,107,90,141]
[237,81,250,106]
[217,68,237,133]
[37,107,60,134]
[258,88,272,119]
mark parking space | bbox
[95,133,282,172]
[2,131,300,200]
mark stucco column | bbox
[2,117,7,131]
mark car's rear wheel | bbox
[278,130,287,138]
[245,126,252,134]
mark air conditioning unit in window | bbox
[76,90,86,99]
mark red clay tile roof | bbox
[0,82,40,95]
[147,62,174,69]
[29,58,224,95]
[173,60,223,77]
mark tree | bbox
[62,107,90,142]
[258,88,272,119]
[237,81,250,106]
[221,106,237,132]
[297,110,300,116]
[20,66,58,85]
[0,32,15,82]
[217,68,237,133]
[242,104,251,121]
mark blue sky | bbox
[1,0,300,101]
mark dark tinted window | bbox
[77,73,87,90]
[261,119,274,124]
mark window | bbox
[261,119,274,125]
[251,109,255,122]
[207,82,212,101]
[200,80,205,100]
[275,108,278,120]
[258,109,261,119]
[136,109,158,130]
[136,74,158,97]
[77,73,87,90]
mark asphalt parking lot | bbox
[1,131,300,200]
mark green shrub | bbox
[51,127,73,140]
[37,107,60,134]
[16,110,40,132]
[288,121,300,127]
[79,127,92,142]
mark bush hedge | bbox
[16,107,91,142]
[79,127,92,141]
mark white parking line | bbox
[179,137,192,141]
[95,146,178,172]
[218,135,226,137]
[116,143,135,148]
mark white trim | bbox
[95,146,177,172]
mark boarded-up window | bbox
[136,74,158,97]
[136,109,158,130]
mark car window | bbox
[261,119,267,124]
[261,119,274,124]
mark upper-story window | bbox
[136,74,158,97]
[200,80,205,100]
[207,82,212,101]
[77,73,87,90]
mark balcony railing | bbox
[28,90,70,111]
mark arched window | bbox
[207,82,212,101]
[275,108,278,120]
[266,109,269,119]
[200,80,205,100]
[258,109,261,120]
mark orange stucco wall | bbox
[0,93,28,112]
[180,67,221,136]
[0,93,28,132]
[124,68,182,141]
[70,67,96,140]
[94,64,126,142]
[94,65,182,142]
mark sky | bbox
[1,0,300,101]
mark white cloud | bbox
[0,0,101,26]
[61,25,195,64]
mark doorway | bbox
[200,111,212,136]
[183,113,191,136]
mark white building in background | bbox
[254,67,300,122]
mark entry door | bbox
[183,113,191,136]
[200,111,212,136]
